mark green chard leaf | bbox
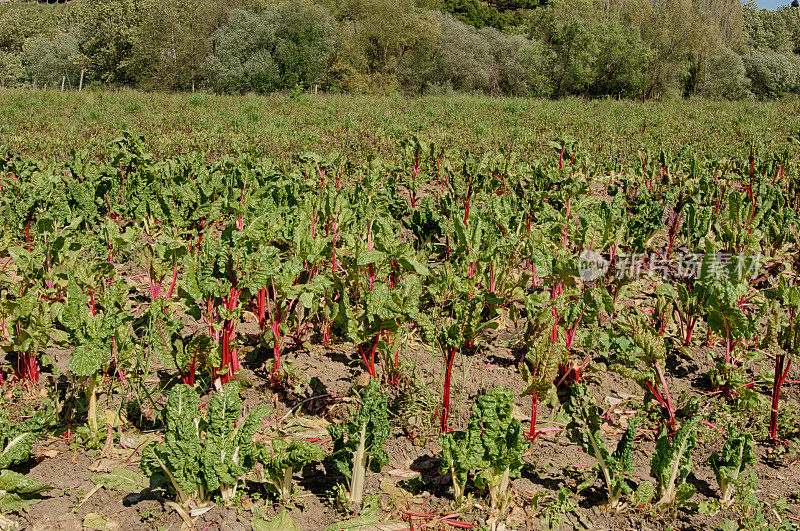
[707,426,755,508]
[327,381,390,507]
[565,385,642,510]
[651,416,700,506]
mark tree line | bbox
[0,0,799,99]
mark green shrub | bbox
[0,51,24,88]
[743,48,800,99]
[699,47,751,100]
[204,4,336,94]
[416,12,552,96]
[21,32,81,88]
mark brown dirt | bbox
[4,313,799,530]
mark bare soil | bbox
[5,320,798,531]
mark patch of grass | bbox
[0,90,797,163]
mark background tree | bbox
[0,4,59,54]
[326,0,437,94]
[204,3,336,94]
[0,51,24,88]
[77,0,143,84]
[743,1,794,53]
[204,9,280,93]
[22,32,81,88]
[740,1,800,98]
[622,0,715,98]
[743,48,800,98]
[696,0,744,50]
[424,12,494,93]
[441,0,514,29]
[0,0,797,99]
[697,46,751,99]
[133,0,230,91]
[269,2,337,89]
[530,0,652,98]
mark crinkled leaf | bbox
[252,510,301,531]
[91,468,148,493]
[0,432,35,469]
[328,381,390,481]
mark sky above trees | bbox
[755,0,794,10]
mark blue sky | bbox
[754,0,793,9]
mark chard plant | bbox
[258,439,324,502]
[0,420,36,470]
[340,273,431,381]
[251,249,301,382]
[140,385,205,507]
[0,417,52,511]
[673,279,708,346]
[61,272,132,435]
[426,255,502,432]
[0,288,52,384]
[681,202,714,252]
[652,283,677,335]
[520,329,563,441]
[140,383,269,507]
[700,254,761,399]
[398,136,429,209]
[328,380,390,509]
[525,248,596,390]
[202,384,269,503]
[650,416,700,507]
[623,312,676,433]
[703,278,756,368]
[235,214,328,382]
[439,424,478,507]
[445,203,486,279]
[384,276,433,381]
[434,289,491,433]
[565,385,645,512]
[707,427,756,509]
[319,187,355,276]
[143,295,212,387]
[337,281,383,380]
[469,388,529,514]
[662,198,686,260]
[142,238,187,302]
[440,388,529,517]
[763,282,799,444]
[0,223,77,384]
[7,219,72,300]
[183,236,243,387]
[760,188,797,257]
[404,195,445,255]
[579,193,628,263]
[300,151,346,191]
[623,190,664,254]
[97,218,133,264]
[355,217,429,294]
[555,285,609,384]
[714,189,763,254]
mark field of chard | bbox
[2,119,800,531]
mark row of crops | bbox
[1,131,799,528]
